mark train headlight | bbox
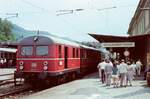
[59,61,63,66]
[43,65,48,71]
[19,61,24,65]
[19,65,24,70]
[43,61,48,71]
[19,61,24,70]
[43,61,48,66]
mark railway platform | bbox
[0,68,15,81]
[22,73,150,99]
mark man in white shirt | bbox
[97,59,107,84]
[130,61,136,79]
[118,59,128,87]
[136,59,142,76]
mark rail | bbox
[0,84,31,97]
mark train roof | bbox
[20,34,103,52]
[20,34,80,47]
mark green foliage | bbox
[0,18,15,41]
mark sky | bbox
[0,0,140,42]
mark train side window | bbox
[1,52,4,58]
[36,46,48,56]
[73,48,75,58]
[76,49,78,58]
[84,50,87,58]
[58,45,62,58]
[21,46,33,56]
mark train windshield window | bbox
[21,46,33,56]
[36,46,48,56]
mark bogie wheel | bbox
[57,75,66,84]
[72,72,76,80]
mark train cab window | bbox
[36,46,48,56]
[58,45,62,58]
[21,46,33,56]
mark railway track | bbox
[0,70,32,98]
[0,84,31,97]
[0,80,14,86]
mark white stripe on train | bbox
[16,58,85,60]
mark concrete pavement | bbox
[22,73,150,99]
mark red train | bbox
[14,34,101,85]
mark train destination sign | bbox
[101,42,135,48]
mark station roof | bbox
[89,33,150,43]
[0,41,18,46]
[89,34,129,42]
[0,48,17,53]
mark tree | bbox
[0,18,15,41]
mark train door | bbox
[64,47,68,69]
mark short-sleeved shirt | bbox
[105,63,113,74]
[136,61,142,68]
[98,61,107,70]
[118,62,128,73]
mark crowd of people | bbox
[97,58,142,88]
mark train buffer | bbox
[22,72,150,99]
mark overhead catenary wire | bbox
[20,0,136,16]
[14,0,137,36]
[20,0,82,34]
[21,0,49,12]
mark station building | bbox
[128,0,150,70]
[90,0,150,71]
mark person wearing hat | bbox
[118,59,128,87]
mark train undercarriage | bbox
[14,69,80,86]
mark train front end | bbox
[14,35,55,84]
